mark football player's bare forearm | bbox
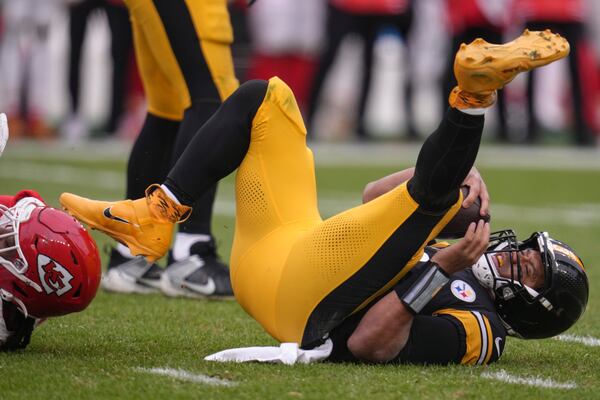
[431,219,490,275]
[362,167,415,203]
[347,292,413,363]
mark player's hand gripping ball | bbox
[438,187,491,239]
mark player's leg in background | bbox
[554,21,594,146]
[307,3,354,138]
[355,15,378,140]
[525,20,594,146]
[101,2,183,294]
[150,0,240,298]
[104,2,132,135]
[64,0,100,141]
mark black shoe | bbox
[101,248,163,294]
[160,239,233,299]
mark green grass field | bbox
[0,141,599,399]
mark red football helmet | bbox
[0,200,101,318]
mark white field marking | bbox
[0,161,124,191]
[2,161,599,228]
[554,334,600,347]
[5,140,600,170]
[134,367,236,387]
[481,369,577,390]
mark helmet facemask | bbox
[0,204,30,274]
[0,202,45,316]
[472,230,555,337]
[473,229,588,339]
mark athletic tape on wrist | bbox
[397,262,449,314]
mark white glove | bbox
[0,113,8,157]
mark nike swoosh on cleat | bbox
[103,207,131,224]
[182,278,216,296]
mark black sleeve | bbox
[396,309,505,365]
[394,314,464,365]
[0,301,36,352]
[327,312,464,365]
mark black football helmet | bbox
[472,230,588,339]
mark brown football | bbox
[437,186,491,239]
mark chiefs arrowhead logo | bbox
[37,254,74,296]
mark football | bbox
[437,186,491,239]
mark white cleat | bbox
[102,255,162,294]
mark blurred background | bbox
[0,0,599,146]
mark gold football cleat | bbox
[449,29,570,109]
[59,185,191,262]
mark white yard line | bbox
[481,369,577,389]
[554,334,600,347]
[134,367,236,387]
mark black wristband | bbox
[395,261,449,315]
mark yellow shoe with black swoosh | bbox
[449,29,570,109]
[59,185,191,262]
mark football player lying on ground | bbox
[0,115,102,351]
[60,30,588,364]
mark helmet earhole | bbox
[72,284,82,298]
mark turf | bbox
[0,143,599,399]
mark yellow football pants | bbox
[230,77,463,345]
[124,0,239,120]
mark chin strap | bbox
[0,298,35,352]
[0,289,28,318]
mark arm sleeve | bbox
[395,309,502,365]
[393,314,464,365]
